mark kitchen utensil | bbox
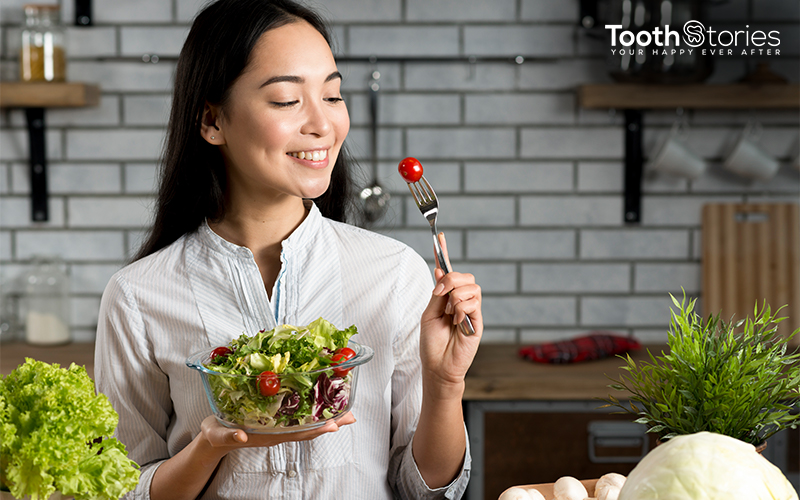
[647,120,706,179]
[406,170,476,336]
[605,0,712,84]
[723,122,780,181]
[358,68,390,224]
[702,203,800,348]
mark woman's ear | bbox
[200,103,224,144]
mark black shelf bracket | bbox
[25,107,48,222]
[623,109,644,224]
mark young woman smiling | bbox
[94,1,483,499]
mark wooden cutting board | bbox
[702,203,800,347]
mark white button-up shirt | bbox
[94,203,471,499]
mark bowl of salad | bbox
[186,318,374,434]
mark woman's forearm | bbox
[411,380,467,489]
[150,432,228,500]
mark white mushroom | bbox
[553,476,589,500]
[528,489,546,500]
[498,487,535,500]
[595,472,626,500]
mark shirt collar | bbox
[198,201,323,259]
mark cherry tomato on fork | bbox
[398,157,423,183]
[257,371,280,397]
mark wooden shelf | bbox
[0,81,101,221]
[578,83,800,224]
[579,83,800,110]
[0,81,100,108]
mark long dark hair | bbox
[134,0,354,261]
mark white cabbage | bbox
[619,432,798,500]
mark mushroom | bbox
[553,476,589,500]
[594,473,626,500]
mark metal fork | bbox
[408,176,476,336]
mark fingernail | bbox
[433,283,445,295]
[445,302,453,315]
[234,431,245,443]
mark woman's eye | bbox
[270,101,298,108]
[325,97,344,104]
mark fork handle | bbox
[432,233,476,336]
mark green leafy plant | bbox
[0,358,139,500]
[602,293,800,445]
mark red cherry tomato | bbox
[336,347,356,361]
[210,346,232,362]
[398,157,423,183]
[330,353,352,378]
[257,371,280,397]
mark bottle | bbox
[20,4,66,82]
[22,256,71,345]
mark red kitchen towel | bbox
[519,333,641,364]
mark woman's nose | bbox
[300,101,332,137]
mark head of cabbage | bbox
[619,431,798,500]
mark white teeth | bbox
[290,150,327,161]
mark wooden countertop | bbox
[1,341,665,402]
[463,343,666,401]
[1,342,96,379]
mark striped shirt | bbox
[94,203,470,499]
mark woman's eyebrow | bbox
[260,71,342,88]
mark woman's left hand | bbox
[419,233,483,398]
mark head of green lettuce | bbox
[0,358,139,500]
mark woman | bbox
[94,0,483,499]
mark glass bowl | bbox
[186,340,374,434]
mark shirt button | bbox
[288,470,297,478]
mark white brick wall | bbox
[0,0,798,346]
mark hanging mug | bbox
[646,121,706,179]
[723,122,780,181]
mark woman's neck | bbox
[208,198,309,297]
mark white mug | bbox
[646,122,706,180]
[723,123,780,181]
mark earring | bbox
[211,136,215,140]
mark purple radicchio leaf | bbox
[312,372,351,421]
[279,390,301,416]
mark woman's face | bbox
[213,20,350,206]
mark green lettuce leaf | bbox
[0,358,139,499]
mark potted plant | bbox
[602,293,800,447]
[0,358,139,500]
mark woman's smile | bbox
[287,148,329,167]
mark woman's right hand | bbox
[200,412,356,456]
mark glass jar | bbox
[19,4,66,82]
[21,256,71,345]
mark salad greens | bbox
[0,358,139,500]
[205,318,358,428]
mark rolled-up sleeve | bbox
[94,273,172,499]
[393,425,471,499]
[386,250,472,499]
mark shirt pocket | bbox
[305,423,355,471]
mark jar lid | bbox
[24,4,61,12]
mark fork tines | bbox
[407,176,436,205]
